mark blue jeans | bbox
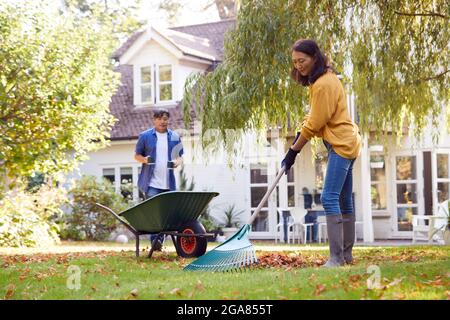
[321,141,356,216]
[145,186,170,200]
[144,186,170,243]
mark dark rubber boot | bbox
[342,213,356,264]
[323,214,345,267]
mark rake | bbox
[184,166,286,272]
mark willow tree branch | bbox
[394,11,448,19]
[414,69,450,84]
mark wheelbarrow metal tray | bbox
[120,191,219,232]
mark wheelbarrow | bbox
[96,191,219,258]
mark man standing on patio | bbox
[134,108,184,250]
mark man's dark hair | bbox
[290,39,331,86]
[152,108,170,119]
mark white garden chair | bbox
[291,207,314,244]
[318,214,363,243]
[275,208,314,244]
[275,208,295,244]
[412,200,449,244]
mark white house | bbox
[67,19,450,242]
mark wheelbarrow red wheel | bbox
[177,221,207,258]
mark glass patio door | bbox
[392,153,424,236]
[435,151,450,203]
[249,163,271,236]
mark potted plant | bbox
[370,155,384,168]
[198,205,222,242]
[217,204,244,239]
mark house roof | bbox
[170,19,235,61]
[113,19,235,62]
[109,20,235,140]
[154,27,219,62]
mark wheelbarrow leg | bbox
[170,234,181,257]
[136,234,140,257]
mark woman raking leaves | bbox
[282,39,362,267]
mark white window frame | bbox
[139,65,153,105]
[135,63,174,106]
[286,168,296,208]
[370,154,388,212]
[248,162,273,237]
[101,164,140,203]
[391,151,424,237]
[156,64,174,104]
[432,149,450,215]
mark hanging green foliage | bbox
[183,0,449,152]
[0,1,122,191]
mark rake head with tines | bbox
[184,167,285,272]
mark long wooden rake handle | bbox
[247,166,286,225]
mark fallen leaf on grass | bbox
[169,288,182,296]
[19,268,31,281]
[415,282,424,289]
[4,284,15,300]
[348,274,362,283]
[314,284,327,296]
[130,289,138,297]
[195,280,205,291]
[393,293,406,300]
[386,277,404,288]
[425,276,447,287]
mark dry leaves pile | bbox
[254,248,447,269]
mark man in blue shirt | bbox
[134,108,184,250]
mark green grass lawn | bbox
[0,244,449,300]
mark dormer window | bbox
[137,64,173,106]
[140,66,153,104]
[157,64,173,102]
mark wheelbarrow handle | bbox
[95,203,138,234]
[247,166,286,225]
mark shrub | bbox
[0,185,66,247]
[217,204,245,228]
[198,205,217,232]
[61,175,130,241]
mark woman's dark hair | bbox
[152,108,170,118]
[290,39,331,86]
